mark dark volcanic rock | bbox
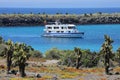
[0,13,120,26]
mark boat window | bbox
[68,26,76,29]
[48,31,51,33]
[61,31,64,33]
[61,27,67,29]
[57,31,60,33]
[54,27,59,29]
[47,27,52,29]
[68,31,71,33]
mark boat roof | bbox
[46,21,75,26]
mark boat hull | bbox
[42,33,84,38]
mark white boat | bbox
[42,21,84,38]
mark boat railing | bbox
[47,21,62,25]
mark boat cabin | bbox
[44,22,78,34]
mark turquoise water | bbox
[0,24,120,53]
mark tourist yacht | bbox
[42,21,84,38]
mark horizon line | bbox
[0,7,120,9]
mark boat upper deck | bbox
[44,21,82,34]
[45,22,76,29]
[46,22,75,26]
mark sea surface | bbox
[0,8,120,14]
[0,24,120,53]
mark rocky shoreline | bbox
[0,13,120,26]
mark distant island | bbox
[0,12,120,26]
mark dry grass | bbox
[1,57,120,80]
[114,67,120,72]
[29,58,46,62]
[100,77,107,80]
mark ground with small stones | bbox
[0,57,120,80]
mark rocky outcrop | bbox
[0,13,120,26]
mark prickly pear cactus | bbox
[101,35,113,74]
[74,47,82,69]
